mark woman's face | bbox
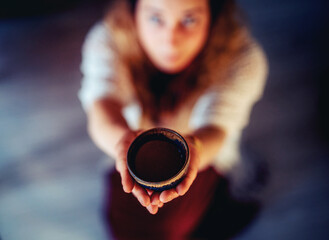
[135,0,211,74]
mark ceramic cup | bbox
[127,128,190,191]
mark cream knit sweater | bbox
[79,22,268,176]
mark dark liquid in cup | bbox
[134,139,185,182]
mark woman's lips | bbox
[163,54,180,63]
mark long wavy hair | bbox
[104,0,248,123]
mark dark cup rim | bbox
[127,128,190,189]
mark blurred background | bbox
[0,0,328,239]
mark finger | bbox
[120,166,134,193]
[176,166,198,196]
[146,204,159,215]
[132,183,151,207]
[115,157,123,173]
[151,192,161,205]
[158,202,164,208]
[122,170,135,193]
[116,158,134,193]
[159,188,179,203]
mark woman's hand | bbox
[114,130,168,214]
[115,131,202,215]
[147,136,202,213]
[115,130,152,205]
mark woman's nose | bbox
[164,23,182,47]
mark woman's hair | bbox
[104,0,248,122]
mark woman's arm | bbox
[87,97,130,159]
[170,125,227,197]
[150,125,226,211]
[87,97,227,215]
[176,125,226,195]
[189,125,226,171]
[80,24,156,212]
[87,97,153,209]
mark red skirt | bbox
[104,167,220,239]
[103,167,259,239]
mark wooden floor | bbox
[0,0,328,239]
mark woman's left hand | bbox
[147,136,201,214]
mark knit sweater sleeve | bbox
[78,22,134,111]
[77,23,114,111]
[190,39,268,133]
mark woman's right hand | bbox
[87,99,163,213]
[115,130,161,212]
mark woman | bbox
[79,0,268,238]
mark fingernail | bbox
[176,186,184,196]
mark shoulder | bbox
[212,30,269,101]
[229,30,269,84]
[86,22,109,40]
[82,22,111,55]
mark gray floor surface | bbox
[1,0,328,239]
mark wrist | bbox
[185,135,203,170]
[186,135,203,153]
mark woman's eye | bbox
[150,15,163,25]
[181,17,197,27]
